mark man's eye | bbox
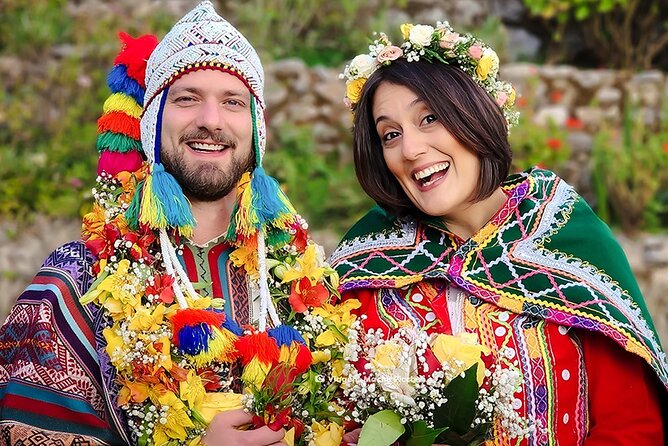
[225,99,243,107]
[175,96,195,103]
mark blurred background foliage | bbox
[0,0,667,237]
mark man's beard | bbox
[161,130,255,202]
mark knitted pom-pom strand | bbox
[97,111,141,140]
[96,131,142,153]
[114,32,158,89]
[97,151,143,176]
[107,64,145,105]
[103,92,143,118]
[234,331,280,366]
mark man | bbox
[0,2,299,444]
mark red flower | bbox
[566,117,584,130]
[291,223,309,253]
[550,90,563,103]
[288,277,329,313]
[145,273,175,304]
[85,223,121,259]
[123,230,156,262]
[663,142,668,154]
[546,138,562,151]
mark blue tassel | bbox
[150,163,196,230]
[178,323,212,355]
[107,65,145,104]
[250,166,293,225]
[222,318,244,337]
[268,324,306,347]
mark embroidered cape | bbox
[330,168,668,388]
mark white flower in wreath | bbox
[409,24,434,47]
[350,54,376,78]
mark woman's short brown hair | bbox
[352,59,512,216]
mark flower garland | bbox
[340,21,519,128]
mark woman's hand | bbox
[203,409,286,446]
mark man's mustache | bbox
[179,130,237,148]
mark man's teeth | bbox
[414,162,450,181]
[189,142,226,152]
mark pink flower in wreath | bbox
[468,44,483,60]
[377,45,403,63]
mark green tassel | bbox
[96,131,142,153]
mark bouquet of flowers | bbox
[339,320,533,446]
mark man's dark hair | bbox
[352,59,512,216]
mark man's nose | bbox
[195,100,223,132]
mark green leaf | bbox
[358,410,406,446]
[432,364,479,434]
[405,420,448,446]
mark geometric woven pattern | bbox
[331,168,668,389]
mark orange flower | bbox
[288,277,329,313]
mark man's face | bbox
[160,69,255,202]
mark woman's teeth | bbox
[414,162,450,185]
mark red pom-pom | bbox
[170,308,226,346]
[97,111,141,140]
[235,331,280,366]
[114,32,158,88]
[293,343,312,375]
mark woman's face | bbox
[372,81,481,219]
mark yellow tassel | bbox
[188,327,238,367]
[241,356,271,389]
[138,173,167,228]
[278,344,299,364]
[103,92,143,118]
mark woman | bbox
[331,22,667,444]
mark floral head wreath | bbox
[341,21,519,128]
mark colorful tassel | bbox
[139,163,195,237]
[103,92,143,118]
[107,65,145,104]
[113,32,158,89]
[97,111,141,140]
[222,318,244,336]
[170,309,237,366]
[96,131,142,153]
[124,179,144,230]
[235,331,280,366]
[268,325,306,347]
[97,151,143,176]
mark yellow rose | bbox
[430,332,489,385]
[476,48,499,80]
[345,78,366,104]
[311,349,332,364]
[400,23,414,40]
[371,342,402,369]
[196,392,244,423]
[310,420,344,446]
[507,87,516,106]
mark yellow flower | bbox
[310,420,344,446]
[229,244,259,277]
[128,303,166,332]
[146,336,173,371]
[82,259,140,317]
[180,370,206,409]
[282,244,326,285]
[151,390,195,444]
[103,325,125,368]
[475,48,499,81]
[196,392,244,423]
[371,342,402,369]
[345,78,366,104]
[400,23,414,40]
[312,299,361,347]
[507,87,516,106]
[311,349,332,364]
[430,332,489,385]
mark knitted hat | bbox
[96,1,297,326]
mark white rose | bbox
[409,24,434,47]
[350,54,376,77]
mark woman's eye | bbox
[423,114,437,124]
[382,131,400,142]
